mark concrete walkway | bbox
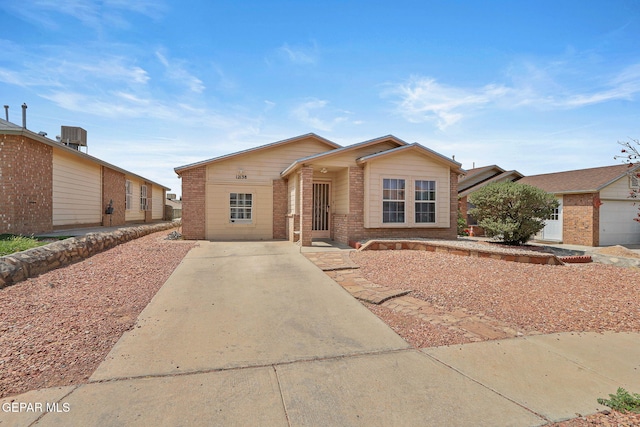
[2,241,639,426]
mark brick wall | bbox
[0,135,53,234]
[181,166,206,239]
[102,166,126,227]
[272,178,288,239]
[299,167,314,246]
[563,193,599,246]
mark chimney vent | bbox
[3,105,8,121]
[22,103,27,128]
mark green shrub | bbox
[468,182,558,245]
[0,235,45,256]
[597,388,640,413]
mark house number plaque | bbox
[236,170,247,179]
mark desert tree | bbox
[468,181,559,245]
[615,138,640,223]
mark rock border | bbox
[0,221,181,288]
[358,239,564,265]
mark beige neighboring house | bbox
[519,164,640,246]
[457,165,523,231]
[175,133,464,246]
[0,117,170,235]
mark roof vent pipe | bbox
[3,105,8,121]
[21,103,27,128]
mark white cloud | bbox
[2,0,166,30]
[386,77,511,129]
[277,42,318,65]
[290,99,351,131]
[387,60,640,129]
[155,50,205,93]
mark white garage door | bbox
[600,200,640,246]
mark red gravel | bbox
[0,229,196,399]
[352,249,640,427]
[352,250,640,337]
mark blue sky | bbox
[2,0,640,196]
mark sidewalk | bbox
[1,241,638,426]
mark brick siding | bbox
[102,166,126,227]
[0,135,53,234]
[299,167,314,246]
[181,166,206,239]
[272,178,288,239]
[563,193,600,246]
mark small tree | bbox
[615,138,640,223]
[469,182,558,245]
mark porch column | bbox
[299,166,313,246]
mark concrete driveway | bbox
[2,241,638,426]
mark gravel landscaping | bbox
[2,234,638,426]
[0,229,196,399]
[352,248,640,427]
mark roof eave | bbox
[2,126,171,190]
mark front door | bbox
[312,182,330,238]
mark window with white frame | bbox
[230,193,252,223]
[140,185,149,211]
[125,180,133,210]
[549,206,560,221]
[382,178,405,223]
[415,180,436,223]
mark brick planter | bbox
[358,240,564,266]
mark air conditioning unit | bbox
[60,126,87,147]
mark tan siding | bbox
[203,137,331,240]
[365,151,450,228]
[313,141,400,169]
[52,150,101,226]
[600,175,637,200]
[125,177,145,221]
[152,186,164,219]
[333,169,349,214]
[288,176,298,214]
[207,138,332,185]
[206,183,273,240]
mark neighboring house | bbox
[519,164,640,246]
[0,118,170,235]
[458,165,523,228]
[165,193,182,219]
[174,133,464,246]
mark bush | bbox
[468,182,558,245]
[598,387,640,413]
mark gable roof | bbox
[355,143,463,173]
[280,135,408,177]
[175,133,340,174]
[0,118,171,190]
[518,164,640,194]
[457,164,524,196]
[459,170,523,197]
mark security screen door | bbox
[312,182,330,238]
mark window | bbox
[230,193,252,223]
[550,207,560,221]
[382,179,405,223]
[415,180,436,223]
[140,185,149,211]
[125,180,133,210]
